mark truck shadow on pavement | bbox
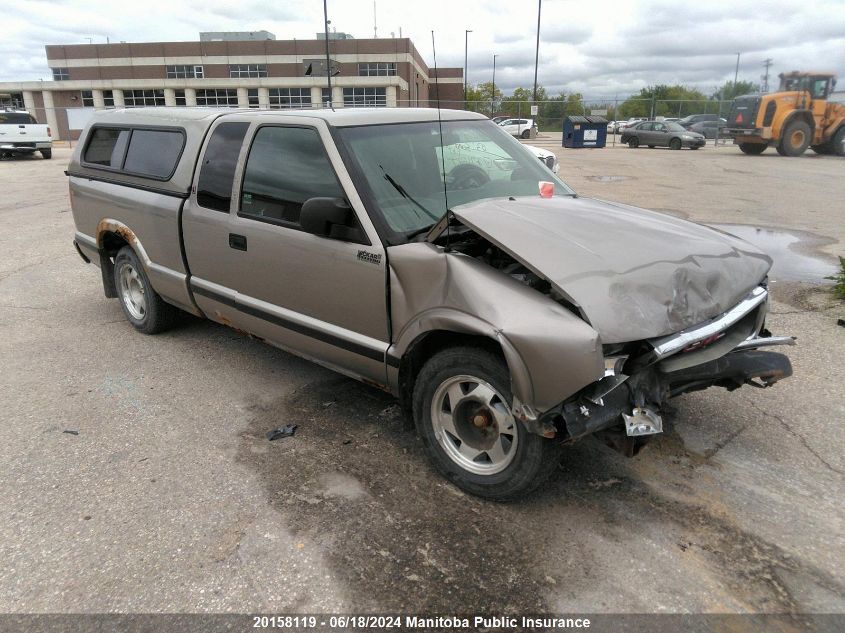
[235,375,843,616]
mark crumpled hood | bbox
[448,196,771,343]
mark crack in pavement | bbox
[746,400,844,477]
[703,422,749,460]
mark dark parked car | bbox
[689,119,727,139]
[678,113,721,129]
[620,120,706,149]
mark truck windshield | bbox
[337,120,574,237]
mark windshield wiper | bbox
[379,165,439,222]
[404,223,436,240]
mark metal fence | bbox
[9,98,736,143]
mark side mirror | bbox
[300,197,366,243]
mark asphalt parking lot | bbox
[1,144,844,618]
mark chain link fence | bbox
[7,98,736,144]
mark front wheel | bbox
[412,347,561,500]
[628,137,639,148]
[669,137,682,150]
[114,246,178,334]
[778,120,811,156]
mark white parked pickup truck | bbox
[0,110,52,159]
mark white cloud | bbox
[2,0,842,98]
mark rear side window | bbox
[84,128,130,167]
[197,122,250,212]
[123,130,184,179]
[239,126,344,226]
[83,126,184,179]
[0,112,37,124]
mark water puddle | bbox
[708,224,838,283]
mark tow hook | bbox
[622,407,663,436]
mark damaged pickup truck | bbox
[68,107,794,499]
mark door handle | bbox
[228,233,247,251]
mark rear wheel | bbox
[628,137,639,148]
[739,142,767,155]
[669,137,682,150]
[40,149,52,159]
[521,129,531,139]
[114,246,178,334]
[778,120,811,156]
[412,347,561,500]
[832,127,845,157]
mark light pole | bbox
[532,0,541,103]
[733,52,741,94]
[464,30,472,102]
[491,54,498,115]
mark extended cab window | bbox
[240,126,344,226]
[84,128,130,168]
[123,130,184,179]
[197,122,250,212]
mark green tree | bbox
[712,80,760,101]
[618,85,710,119]
[465,81,502,115]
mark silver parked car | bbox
[68,107,793,499]
[621,120,707,149]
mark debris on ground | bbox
[266,424,297,441]
[62,429,79,435]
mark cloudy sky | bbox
[3,0,844,98]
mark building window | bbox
[52,68,69,81]
[268,88,311,109]
[166,65,204,79]
[195,89,239,107]
[358,62,396,77]
[103,90,114,107]
[321,88,332,108]
[175,90,186,106]
[248,88,259,108]
[124,89,166,107]
[343,87,387,107]
[229,64,267,78]
[81,91,94,107]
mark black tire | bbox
[778,119,811,156]
[810,144,831,155]
[647,145,655,148]
[628,137,639,148]
[832,127,845,157]
[412,346,561,500]
[113,246,178,334]
[775,145,788,156]
[739,142,767,155]
[521,129,531,139]
[669,137,682,150]
[41,149,52,159]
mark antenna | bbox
[373,1,378,38]
[431,30,451,250]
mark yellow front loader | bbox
[726,71,845,156]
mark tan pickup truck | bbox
[68,107,794,499]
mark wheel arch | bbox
[781,109,815,135]
[95,219,153,299]
[392,314,536,431]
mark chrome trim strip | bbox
[733,336,796,351]
[650,286,768,360]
